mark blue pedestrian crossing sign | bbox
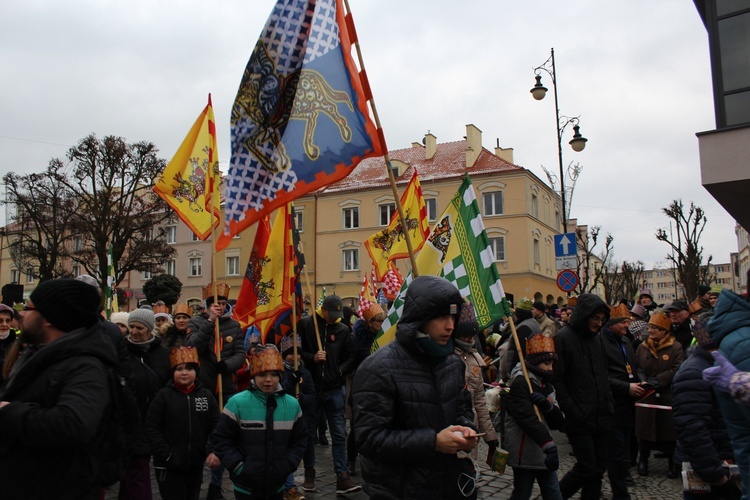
[554,233,577,257]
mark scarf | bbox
[416,334,454,364]
[643,334,676,359]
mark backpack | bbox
[95,368,141,487]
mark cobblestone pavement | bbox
[105,429,684,499]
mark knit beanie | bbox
[128,308,155,332]
[532,301,547,313]
[30,279,101,332]
[698,284,711,296]
[454,302,478,339]
[692,313,716,349]
[110,311,130,327]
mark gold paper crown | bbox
[203,282,230,300]
[526,333,556,356]
[609,304,630,320]
[362,303,384,322]
[648,311,672,331]
[153,304,169,315]
[173,303,191,318]
[170,346,200,368]
[249,345,284,378]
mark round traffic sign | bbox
[556,269,579,293]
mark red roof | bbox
[322,139,523,194]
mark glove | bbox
[485,439,499,449]
[291,370,303,385]
[216,360,228,375]
[529,392,554,412]
[542,442,559,471]
[703,351,739,393]
[710,477,741,500]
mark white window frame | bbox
[226,256,240,276]
[379,203,396,226]
[343,248,359,271]
[72,265,82,277]
[165,225,177,244]
[189,257,202,277]
[26,268,34,283]
[165,260,176,276]
[343,207,359,229]
[483,191,504,216]
[142,270,153,280]
[425,198,438,222]
[488,236,506,262]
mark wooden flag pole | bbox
[342,0,419,277]
[207,94,223,410]
[507,315,542,422]
[299,242,323,352]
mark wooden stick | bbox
[507,315,542,422]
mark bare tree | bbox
[3,166,80,280]
[603,259,645,304]
[655,200,714,300]
[58,134,177,293]
[575,225,614,295]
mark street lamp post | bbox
[531,48,588,233]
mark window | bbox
[488,236,505,262]
[192,232,200,242]
[189,257,202,276]
[343,207,359,229]
[343,249,359,271]
[25,268,34,283]
[425,198,438,222]
[165,260,176,276]
[379,203,395,226]
[657,270,667,277]
[226,256,240,276]
[533,239,540,265]
[644,271,653,278]
[72,265,81,277]
[715,265,726,273]
[73,236,83,252]
[657,282,667,289]
[142,270,152,280]
[10,269,20,283]
[531,194,539,219]
[165,225,177,244]
[294,210,304,232]
[483,191,503,216]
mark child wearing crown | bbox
[504,333,566,499]
[145,346,220,500]
[213,344,308,499]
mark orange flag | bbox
[153,95,220,240]
[364,169,429,280]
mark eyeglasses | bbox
[590,316,607,324]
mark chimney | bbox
[424,133,437,160]
[465,124,482,167]
[411,142,422,148]
[494,138,514,164]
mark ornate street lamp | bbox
[531,48,588,233]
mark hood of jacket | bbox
[567,293,610,337]
[395,276,462,349]
[710,289,750,347]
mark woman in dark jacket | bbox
[121,308,171,500]
[634,311,684,478]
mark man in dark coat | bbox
[665,300,693,357]
[297,294,360,494]
[553,293,614,500]
[0,279,118,500]
[352,275,481,499]
[602,304,646,500]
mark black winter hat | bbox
[30,279,101,332]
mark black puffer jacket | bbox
[0,323,118,499]
[672,346,734,483]
[145,379,219,473]
[552,294,613,434]
[297,311,355,393]
[352,275,476,499]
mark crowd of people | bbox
[0,273,749,500]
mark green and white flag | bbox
[374,176,510,349]
[317,286,326,308]
[106,244,119,318]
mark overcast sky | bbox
[0,0,736,270]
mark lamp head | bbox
[569,124,588,152]
[530,74,547,101]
